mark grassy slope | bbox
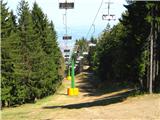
[1,72,160,120]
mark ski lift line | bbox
[85,0,104,39]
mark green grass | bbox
[35,84,66,105]
[1,83,67,120]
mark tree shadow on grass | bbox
[77,72,135,97]
[42,89,136,109]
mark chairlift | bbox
[64,49,70,52]
[65,58,69,61]
[75,64,78,67]
[102,14,116,21]
[77,57,81,61]
[63,35,72,40]
[79,56,84,59]
[76,61,79,63]
[59,0,74,9]
[83,52,88,55]
[89,43,96,47]
[102,1,116,21]
[64,55,70,58]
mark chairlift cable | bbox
[85,0,104,39]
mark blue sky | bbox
[4,0,127,50]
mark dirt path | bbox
[2,72,160,120]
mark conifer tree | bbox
[1,0,65,107]
[31,2,64,97]
[1,1,19,106]
[16,0,38,102]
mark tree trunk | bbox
[149,28,153,94]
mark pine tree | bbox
[15,0,39,102]
[1,1,18,106]
[1,0,65,107]
[43,20,61,95]
[90,1,160,93]
[31,2,64,97]
[120,1,150,90]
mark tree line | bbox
[1,0,65,107]
[89,1,160,93]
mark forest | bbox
[1,0,160,108]
[73,1,160,94]
[87,1,160,93]
[1,0,65,107]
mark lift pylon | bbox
[67,59,79,96]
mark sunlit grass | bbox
[1,82,67,120]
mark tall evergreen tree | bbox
[90,1,160,93]
[1,0,65,107]
[15,0,39,102]
[1,1,19,106]
[31,2,64,97]
[120,1,150,90]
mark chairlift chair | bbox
[65,58,69,61]
[75,64,78,67]
[83,52,88,55]
[59,0,74,9]
[63,35,72,40]
[64,55,70,58]
[64,49,70,52]
[102,14,116,21]
[79,56,84,59]
[89,43,96,47]
[77,57,81,61]
[76,61,79,63]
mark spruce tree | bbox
[1,1,19,106]
[31,2,64,97]
[16,0,38,102]
[1,0,65,106]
